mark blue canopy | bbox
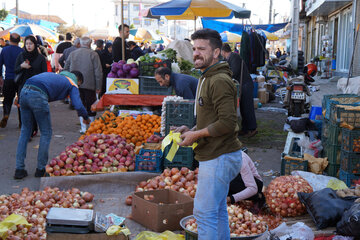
[201,19,288,34]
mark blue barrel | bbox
[309,106,323,120]
[253,81,258,98]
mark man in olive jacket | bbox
[175,29,243,240]
[64,37,102,133]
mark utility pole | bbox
[290,0,299,70]
[242,3,245,25]
[273,10,279,24]
[47,1,50,21]
[16,0,18,24]
[269,0,273,24]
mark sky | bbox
[3,0,291,29]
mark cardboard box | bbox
[131,189,194,232]
[106,78,139,94]
[264,83,273,92]
[47,233,128,240]
[253,98,259,109]
[258,88,268,104]
[256,75,265,83]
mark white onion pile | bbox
[265,175,313,217]
[185,205,267,237]
[0,187,94,240]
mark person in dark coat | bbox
[276,48,282,58]
[99,42,113,96]
[15,35,47,136]
[112,24,130,62]
[221,43,257,137]
[128,41,144,61]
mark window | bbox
[145,19,151,26]
[133,18,140,25]
[124,18,129,25]
[115,5,118,16]
[124,4,128,11]
[133,4,140,11]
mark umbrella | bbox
[144,0,251,20]
[129,28,162,41]
[220,31,241,43]
[258,29,279,41]
[0,24,57,42]
[84,27,119,39]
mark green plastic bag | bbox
[134,230,184,240]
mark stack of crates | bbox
[340,128,360,186]
[163,100,196,170]
[322,94,360,177]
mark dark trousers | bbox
[240,81,257,132]
[228,173,263,202]
[79,88,97,117]
[2,79,18,116]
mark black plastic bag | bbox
[298,188,356,229]
[336,203,360,237]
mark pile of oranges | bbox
[80,111,161,146]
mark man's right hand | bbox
[83,118,91,125]
[171,125,190,134]
[0,77,3,87]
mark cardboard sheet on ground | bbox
[40,172,159,239]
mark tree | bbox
[0,9,8,21]
[57,24,88,38]
[129,24,135,29]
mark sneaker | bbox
[14,169,28,179]
[245,130,258,138]
[35,168,48,177]
[0,115,9,128]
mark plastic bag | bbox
[270,222,314,240]
[0,214,32,239]
[134,230,184,240]
[336,203,360,237]
[303,153,328,174]
[292,170,348,191]
[298,188,356,229]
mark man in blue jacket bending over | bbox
[14,71,90,179]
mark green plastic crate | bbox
[139,76,173,95]
[326,163,340,177]
[341,128,360,153]
[280,154,308,175]
[324,143,341,165]
[165,101,195,135]
[330,103,360,127]
[340,150,360,175]
[339,169,360,187]
[163,146,194,170]
[322,119,330,140]
[322,94,359,120]
[327,122,342,146]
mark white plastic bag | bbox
[271,222,314,240]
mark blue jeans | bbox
[194,149,242,240]
[16,88,52,170]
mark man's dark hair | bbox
[221,43,232,53]
[10,33,20,44]
[128,41,136,47]
[58,35,65,41]
[155,67,171,79]
[118,24,129,32]
[191,28,222,50]
[66,32,73,41]
[95,39,104,48]
[71,71,84,84]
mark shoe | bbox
[31,130,38,138]
[238,130,248,136]
[35,168,48,177]
[0,116,9,128]
[245,130,258,138]
[14,169,28,179]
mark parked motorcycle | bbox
[285,63,317,117]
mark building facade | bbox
[301,0,355,76]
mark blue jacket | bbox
[25,72,89,120]
[170,73,198,99]
[0,45,24,80]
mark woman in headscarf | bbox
[15,35,47,137]
[99,42,113,96]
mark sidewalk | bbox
[310,76,342,106]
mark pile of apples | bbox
[46,134,136,176]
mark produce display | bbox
[138,54,169,76]
[185,205,267,237]
[46,133,136,176]
[342,135,360,153]
[0,187,94,239]
[157,49,177,63]
[265,175,313,217]
[336,185,360,199]
[107,60,140,79]
[146,134,164,143]
[81,111,161,146]
[136,150,161,171]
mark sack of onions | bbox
[265,175,313,217]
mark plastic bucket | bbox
[309,106,322,120]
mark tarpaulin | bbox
[96,94,167,108]
[201,19,288,34]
